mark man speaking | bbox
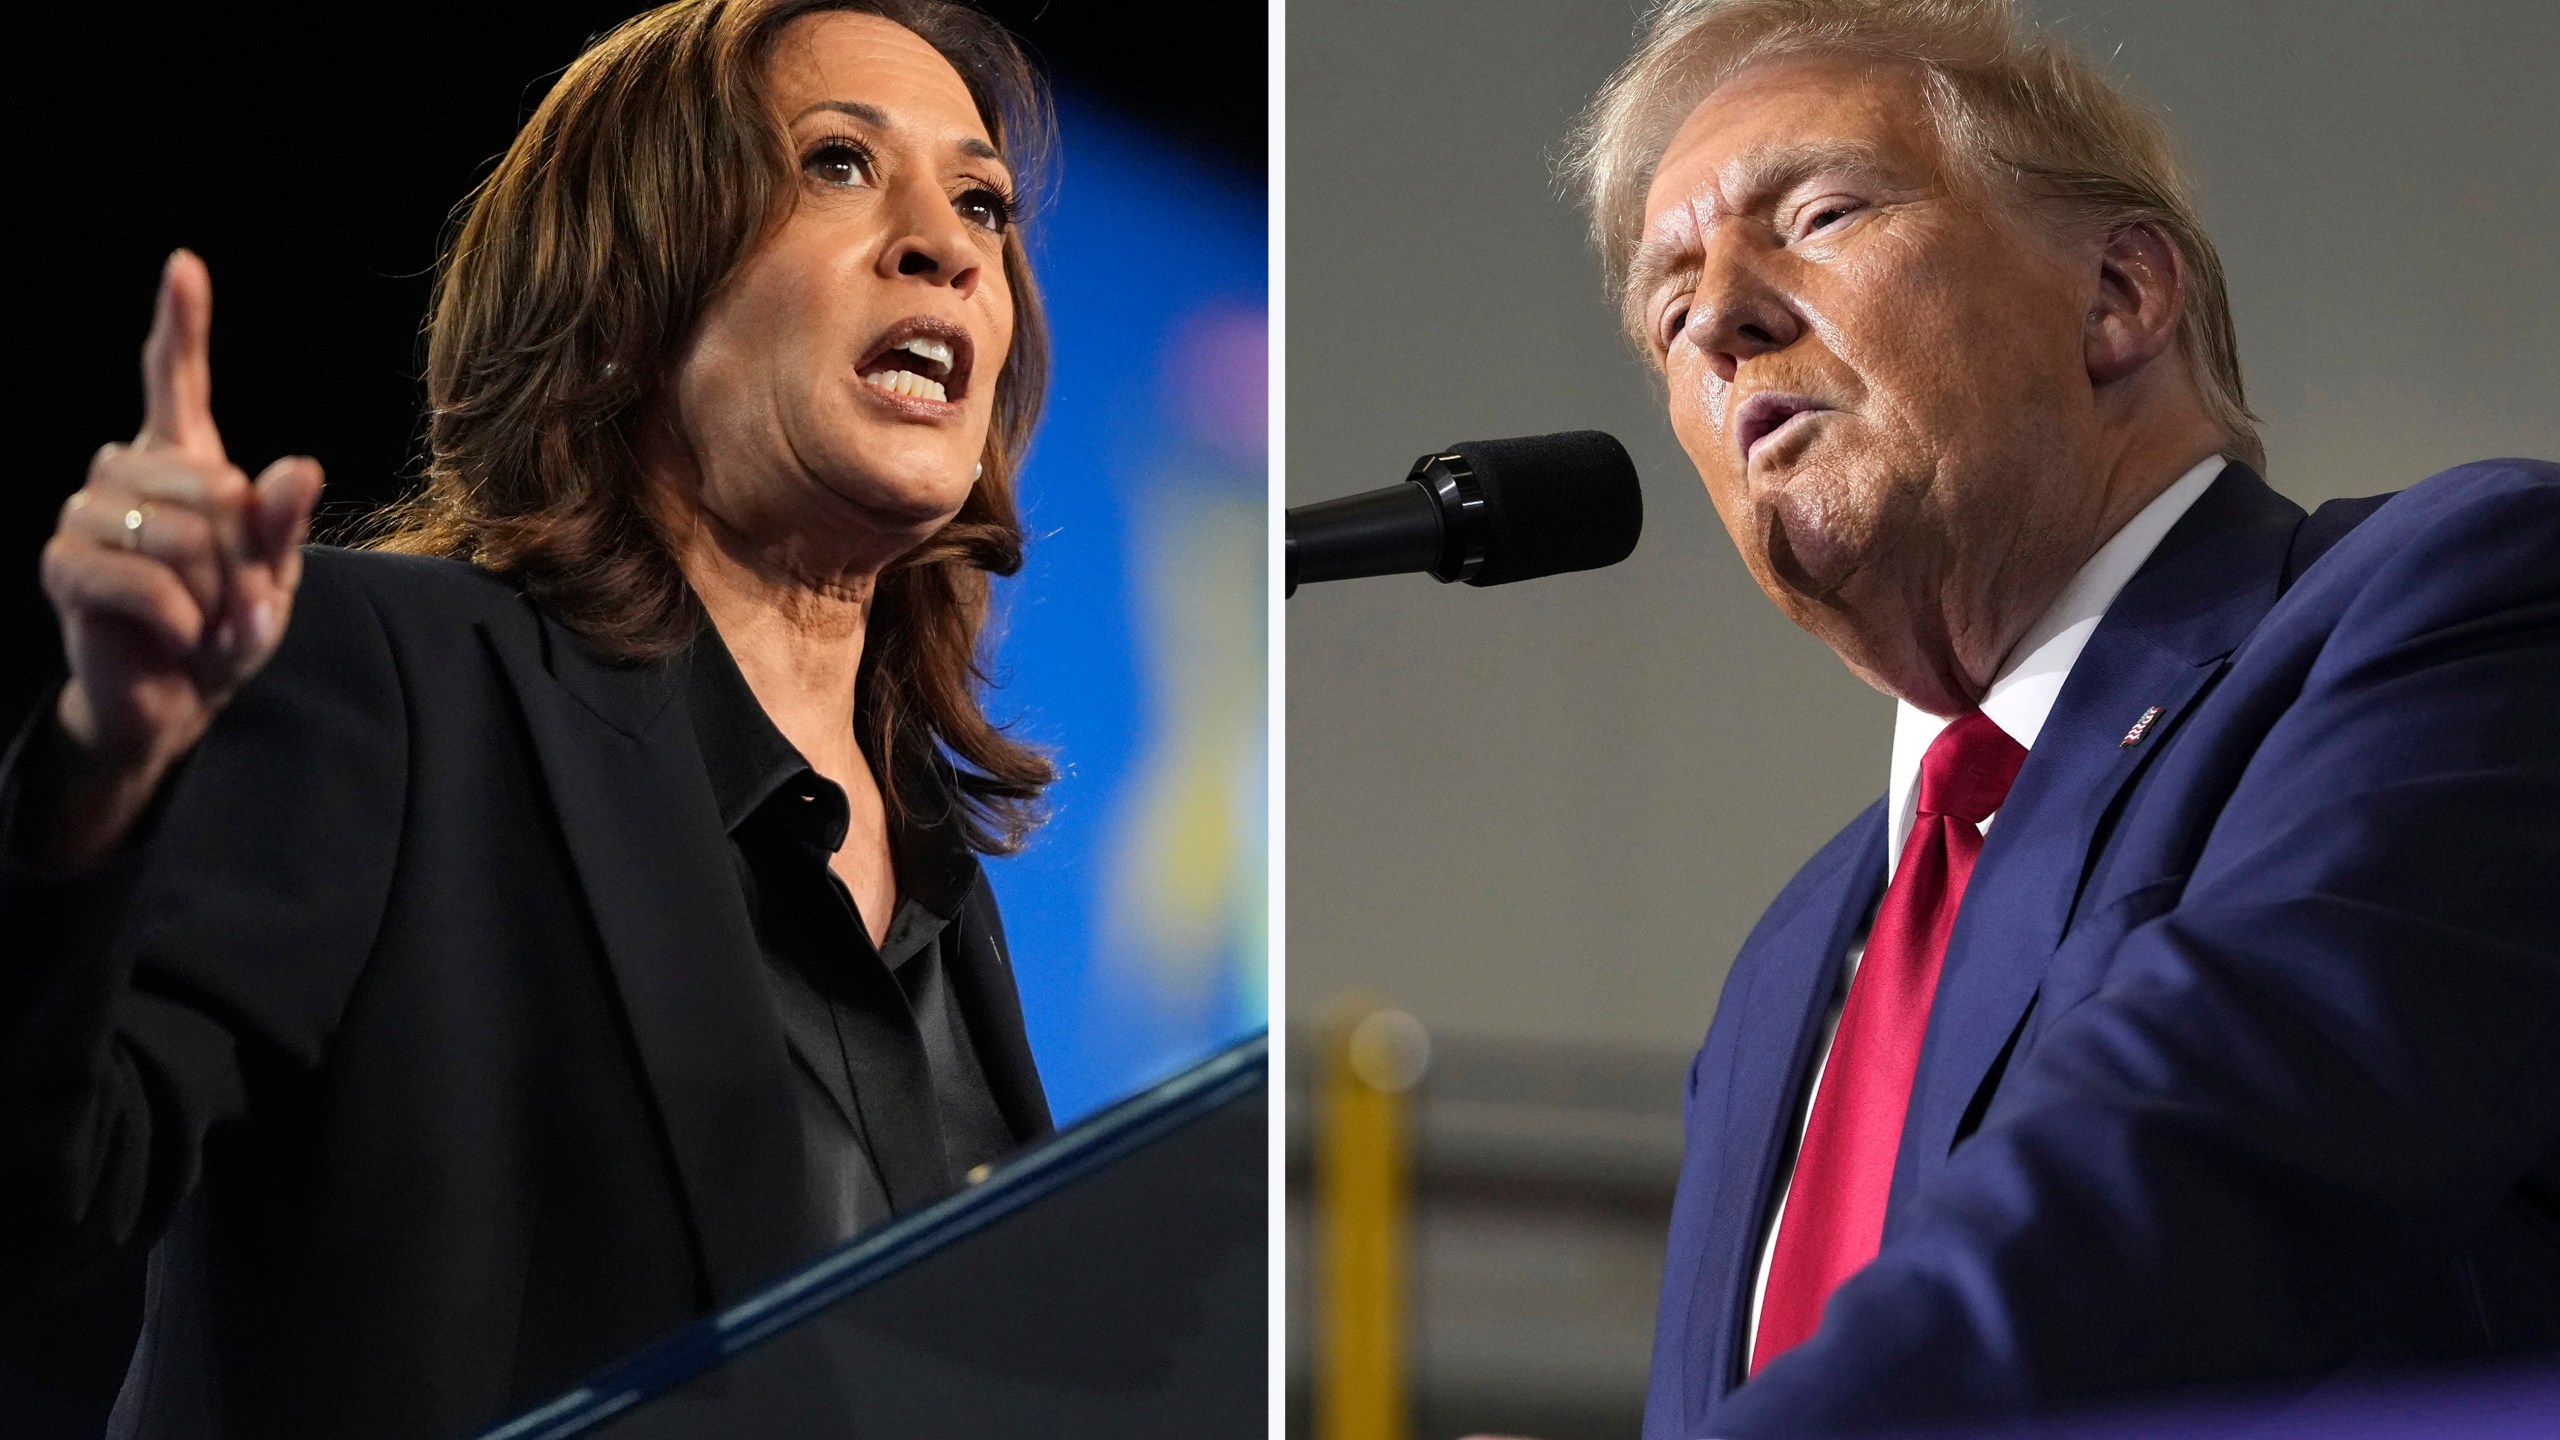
[1551,0,2560,1433]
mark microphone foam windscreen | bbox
[1450,430,1644,586]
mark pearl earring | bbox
[973,461,984,481]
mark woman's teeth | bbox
[865,369,948,402]
[897,336,955,371]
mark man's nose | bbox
[1685,261,1804,384]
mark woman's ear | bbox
[2085,219,2187,386]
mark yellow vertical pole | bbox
[1318,1004,1429,1440]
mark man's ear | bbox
[2085,219,2186,386]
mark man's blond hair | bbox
[1561,0,2263,470]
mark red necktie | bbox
[1751,709,2028,1374]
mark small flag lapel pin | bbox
[2120,705,2165,747]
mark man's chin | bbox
[1749,484,1967,701]
[1771,585,1978,714]
[1757,483,1877,604]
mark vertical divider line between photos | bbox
[1264,0,1288,1435]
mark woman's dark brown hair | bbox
[366,0,1056,852]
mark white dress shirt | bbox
[1742,454,2227,1360]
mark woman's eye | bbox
[954,185,1015,234]
[803,139,873,188]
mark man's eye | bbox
[1801,202,1859,237]
[1661,306,1691,353]
[803,139,873,187]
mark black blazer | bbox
[0,547,1053,1439]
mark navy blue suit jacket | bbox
[1643,460,2560,1437]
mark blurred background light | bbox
[993,100,1269,1123]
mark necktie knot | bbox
[1916,710,2028,825]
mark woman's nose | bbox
[879,183,983,294]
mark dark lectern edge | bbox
[476,1030,1271,1440]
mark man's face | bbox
[1635,54,2105,711]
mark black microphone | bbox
[1284,431,1643,596]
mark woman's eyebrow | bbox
[789,97,1004,164]
[792,97,890,127]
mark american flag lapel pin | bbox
[2119,705,2165,747]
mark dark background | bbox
[4,0,1263,741]
[4,4,1260,1434]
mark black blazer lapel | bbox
[480,606,817,1301]
[946,874,1054,1142]
[1890,465,2306,1219]
[885,753,1052,1145]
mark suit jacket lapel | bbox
[1693,803,1885,1404]
[480,607,817,1302]
[945,874,1055,1141]
[885,752,1053,1144]
[1889,465,2306,1219]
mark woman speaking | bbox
[3,1,1063,1433]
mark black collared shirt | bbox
[683,629,1016,1241]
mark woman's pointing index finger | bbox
[136,248,225,462]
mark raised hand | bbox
[24,250,325,868]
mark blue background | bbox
[987,101,1269,1123]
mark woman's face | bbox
[663,12,1016,579]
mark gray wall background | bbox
[1288,0,2560,1055]
[1286,3,2560,1435]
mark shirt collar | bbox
[680,621,982,920]
[683,622,814,836]
[1883,454,2227,875]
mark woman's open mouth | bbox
[855,319,972,406]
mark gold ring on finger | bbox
[121,502,155,551]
